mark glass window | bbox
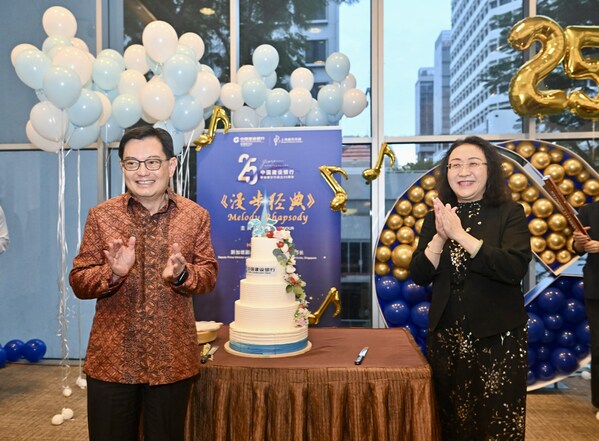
[305,39,327,65]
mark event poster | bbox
[194,127,342,326]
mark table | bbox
[186,326,440,441]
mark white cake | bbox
[227,234,310,357]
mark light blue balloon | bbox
[171,95,203,132]
[68,88,103,127]
[92,57,123,91]
[112,93,142,129]
[305,107,328,126]
[260,116,283,128]
[66,123,100,149]
[265,88,290,117]
[232,106,259,128]
[317,84,343,115]
[176,44,197,61]
[14,49,52,90]
[97,49,126,71]
[252,44,279,76]
[41,36,71,55]
[100,116,124,143]
[43,66,82,109]
[163,53,198,96]
[325,52,350,82]
[154,120,184,155]
[279,110,299,127]
[241,78,267,109]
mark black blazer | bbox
[410,200,531,338]
[577,202,599,300]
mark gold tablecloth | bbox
[186,326,440,441]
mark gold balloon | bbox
[543,163,565,183]
[380,229,397,246]
[558,179,575,195]
[541,250,556,265]
[392,267,409,281]
[407,186,425,203]
[530,151,551,169]
[568,190,587,208]
[397,226,415,244]
[501,161,515,178]
[507,16,567,117]
[386,214,403,230]
[412,202,429,219]
[564,27,599,118]
[512,192,521,201]
[508,173,529,192]
[415,218,424,234]
[375,262,390,276]
[528,218,548,236]
[538,145,549,152]
[420,175,436,191]
[547,213,568,232]
[518,201,532,217]
[521,186,540,203]
[376,246,392,262]
[577,170,590,182]
[392,244,413,269]
[412,236,420,249]
[403,215,416,227]
[563,158,583,176]
[546,232,566,250]
[563,227,573,237]
[532,198,554,218]
[516,141,535,158]
[424,190,438,207]
[583,179,599,196]
[395,199,413,217]
[556,249,572,264]
[530,236,547,253]
[193,105,232,151]
[548,148,564,163]
[566,236,575,254]
[504,142,516,151]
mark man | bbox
[0,205,8,254]
[69,126,218,441]
[573,201,599,419]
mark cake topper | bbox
[247,190,277,237]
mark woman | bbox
[409,136,531,440]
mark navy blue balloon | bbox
[403,323,417,336]
[417,326,428,340]
[527,313,545,343]
[4,340,25,362]
[0,348,6,368]
[383,300,411,326]
[572,343,590,360]
[536,345,551,361]
[376,276,401,301]
[410,301,430,329]
[528,347,537,368]
[550,347,578,374]
[23,339,47,363]
[570,279,584,301]
[541,329,556,344]
[543,313,564,331]
[562,299,586,324]
[554,277,572,293]
[401,279,427,304]
[538,287,566,314]
[575,321,591,345]
[556,329,576,347]
[526,301,540,314]
[534,361,555,381]
[527,369,537,386]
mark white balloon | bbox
[42,6,77,39]
[53,46,93,85]
[236,65,260,86]
[342,88,368,118]
[70,37,89,53]
[10,43,37,66]
[118,69,147,98]
[220,82,244,111]
[179,32,205,61]
[140,79,176,121]
[142,20,178,63]
[124,44,149,74]
[183,119,206,144]
[30,101,68,142]
[95,91,112,126]
[61,408,74,420]
[290,67,314,90]
[41,36,71,57]
[232,106,260,128]
[339,73,357,93]
[189,71,221,108]
[26,120,61,152]
[51,414,64,426]
[289,88,312,118]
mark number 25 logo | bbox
[508,16,599,119]
[237,153,258,185]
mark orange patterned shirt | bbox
[69,189,218,385]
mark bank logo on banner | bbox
[195,128,342,326]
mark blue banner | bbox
[195,127,342,326]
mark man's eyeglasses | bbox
[121,158,168,171]
[447,161,487,171]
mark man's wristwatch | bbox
[171,266,188,286]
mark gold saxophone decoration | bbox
[193,105,231,152]
[362,143,395,184]
[319,165,349,212]
[308,287,342,325]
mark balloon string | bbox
[76,150,84,377]
[57,141,70,391]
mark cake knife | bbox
[201,345,219,364]
[354,346,369,365]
